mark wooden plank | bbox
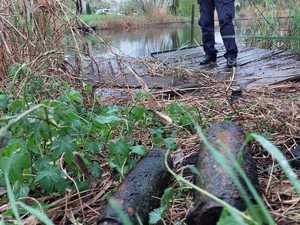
[76,44,300,91]
[151,45,300,89]
[153,45,227,64]
[235,51,300,88]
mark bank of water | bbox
[85,24,227,58]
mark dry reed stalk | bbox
[0,1,299,224]
[0,0,79,91]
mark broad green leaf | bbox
[90,162,102,178]
[13,181,30,199]
[108,139,131,175]
[149,207,165,224]
[161,187,174,208]
[151,128,164,145]
[95,115,121,125]
[166,103,197,127]
[35,166,63,193]
[51,136,75,158]
[164,138,177,150]
[83,83,93,93]
[0,150,30,183]
[0,94,9,110]
[130,145,146,156]
[0,139,23,157]
[88,142,101,154]
[66,90,82,104]
[130,106,146,121]
[106,105,119,114]
[8,99,26,113]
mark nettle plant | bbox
[0,85,201,198]
[0,88,167,197]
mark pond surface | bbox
[88,23,237,58]
[75,17,292,59]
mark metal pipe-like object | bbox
[98,149,172,225]
[187,122,258,225]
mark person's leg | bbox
[215,0,238,60]
[199,0,217,58]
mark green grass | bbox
[0,80,298,224]
[243,1,300,52]
[80,13,186,30]
[1,1,299,224]
[80,14,137,26]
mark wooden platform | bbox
[67,44,300,101]
[152,45,300,89]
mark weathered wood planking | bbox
[66,54,188,89]
[152,45,300,89]
[67,45,299,93]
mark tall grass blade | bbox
[208,146,275,225]
[4,172,22,224]
[175,104,275,224]
[193,124,275,225]
[17,202,55,225]
[0,104,45,137]
[251,134,300,195]
[229,150,275,225]
[164,148,253,225]
[108,199,133,225]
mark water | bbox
[88,23,226,58]
[77,18,293,59]
[72,23,245,97]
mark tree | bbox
[74,0,90,14]
[169,0,179,15]
[178,0,198,17]
[75,0,83,14]
[86,2,92,14]
[121,0,167,15]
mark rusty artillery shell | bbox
[98,149,172,225]
[187,122,258,225]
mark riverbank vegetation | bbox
[81,13,187,30]
[238,0,300,52]
[81,0,198,30]
[0,0,300,225]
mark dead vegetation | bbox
[0,1,300,225]
[6,67,298,224]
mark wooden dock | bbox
[73,44,300,97]
[152,45,300,89]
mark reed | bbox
[243,0,300,52]
[0,0,96,99]
[0,1,299,225]
[81,13,184,31]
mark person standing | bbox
[198,0,238,67]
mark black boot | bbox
[200,55,217,65]
[227,57,237,68]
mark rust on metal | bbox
[186,122,258,225]
[98,149,172,225]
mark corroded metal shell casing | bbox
[187,122,258,225]
[98,149,172,225]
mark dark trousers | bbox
[198,0,238,58]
